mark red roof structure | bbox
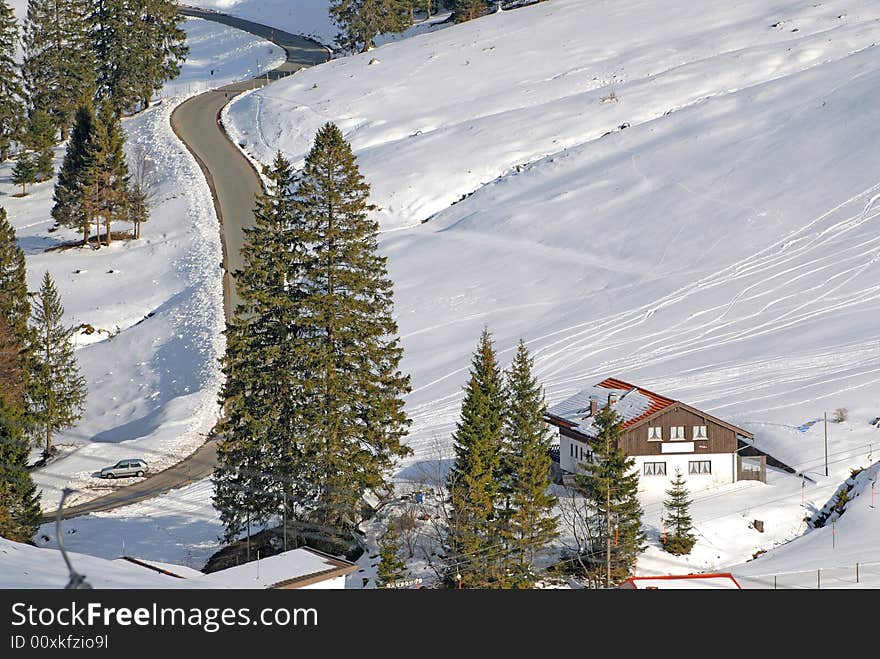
[595,377,675,429]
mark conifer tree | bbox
[11,152,37,196]
[291,123,411,545]
[0,312,25,415]
[91,0,186,115]
[92,106,130,246]
[213,152,307,542]
[0,0,25,162]
[574,403,645,587]
[0,208,30,343]
[0,402,41,542]
[136,0,187,111]
[52,103,99,245]
[330,0,411,52]
[662,467,695,555]
[25,110,56,181]
[22,0,95,140]
[501,339,557,587]
[28,272,86,458]
[376,521,407,588]
[453,0,487,23]
[445,328,505,588]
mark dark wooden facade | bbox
[619,404,739,456]
[564,402,752,458]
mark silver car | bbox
[100,459,148,479]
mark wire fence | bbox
[735,560,880,589]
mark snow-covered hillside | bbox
[222,0,880,575]
[2,19,284,509]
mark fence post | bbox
[817,569,820,590]
[773,575,777,590]
[856,563,859,584]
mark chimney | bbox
[608,392,619,407]
[590,399,598,416]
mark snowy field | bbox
[35,479,225,572]
[7,0,880,586]
[224,0,880,579]
[1,19,283,511]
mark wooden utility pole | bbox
[824,411,829,477]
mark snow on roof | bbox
[624,573,742,589]
[114,557,207,579]
[0,538,223,589]
[197,547,356,589]
[546,377,675,438]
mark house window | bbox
[670,426,685,440]
[693,425,708,439]
[647,426,663,441]
[570,443,592,462]
[643,462,666,476]
[689,460,712,475]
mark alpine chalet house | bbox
[546,378,761,487]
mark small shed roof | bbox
[197,547,356,589]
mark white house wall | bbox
[299,575,347,589]
[560,433,736,490]
[633,453,736,491]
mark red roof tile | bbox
[596,377,676,429]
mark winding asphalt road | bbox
[44,10,329,522]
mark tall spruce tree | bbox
[662,467,695,555]
[213,153,307,542]
[0,0,25,162]
[25,110,56,182]
[91,0,187,115]
[376,521,407,588]
[135,0,187,111]
[501,339,557,587]
[52,102,99,245]
[574,403,645,587]
[330,0,411,52]
[22,0,95,140]
[28,272,86,458]
[92,106,130,245]
[445,328,505,588]
[0,208,30,344]
[291,123,411,546]
[0,402,41,542]
[0,312,25,416]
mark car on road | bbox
[100,459,148,479]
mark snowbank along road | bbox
[45,11,328,522]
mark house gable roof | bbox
[545,377,753,440]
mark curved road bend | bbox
[43,11,328,523]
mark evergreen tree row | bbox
[213,123,411,554]
[0,207,87,542]
[443,330,558,588]
[21,0,186,141]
